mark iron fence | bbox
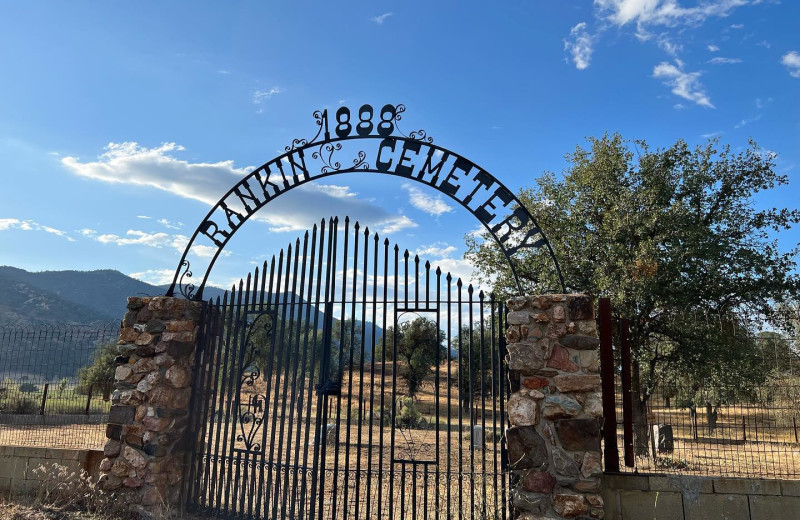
[0,323,120,449]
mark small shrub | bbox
[7,397,38,414]
[18,382,39,393]
[30,462,134,518]
[397,397,422,429]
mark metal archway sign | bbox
[166,104,564,300]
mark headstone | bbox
[471,425,485,450]
[651,424,674,455]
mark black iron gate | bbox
[184,217,510,519]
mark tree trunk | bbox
[706,403,718,434]
[631,361,650,457]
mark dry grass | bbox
[0,425,106,450]
[613,396,800,478]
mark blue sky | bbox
[0,0,798,291]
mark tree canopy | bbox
[466,134,800,387]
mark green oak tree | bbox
[466,134,800,454]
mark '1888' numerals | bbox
[322,104,396,139]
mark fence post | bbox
[84,385,93,415]
[599,297,620,472]
[794,416,798,444]
[620,318,634,468]
[39,383,49,415]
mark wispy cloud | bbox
[402,184,454,216]
[564,22,594,70]
[371,12,393,25]
[729,23,744,29]
[701,130,724,139]
[653,61,714,108]
[0,219,75,241]
[80,228,228,259]
[157,218,182,230]
[707,44,720,52]
[734,113,762,128]
[708,56,742,64]
[61,141,417,235]
[782,51,800,78]
[253,87,284,112]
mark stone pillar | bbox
[505,294,604,519]
[98,296,203,512]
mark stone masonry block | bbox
[602,474,651,491]
[684,493,749,520]
[0,456,27,480]
[619,490,683,520]
[749,495,800,520]
[781,480,800,497]
[713,478,781,496]
[649,475,713,494]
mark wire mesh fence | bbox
[601,304,800,479]
[611,378,800,479]
[0,323,120,449]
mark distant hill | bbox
[0,267,382,355]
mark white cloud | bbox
[701,130,724,139]
[756,40,771,49]
[85,228,230,258]
[781,51,800,78]
[564,22,594,70]
[128,269,177,286]
[402,184,454,216]
[0,218,74,241]
[415,243,458,259]
[62,141,417,236]
[380,215,417,234]
[708,56,742,64]
[595,0,749,30]
[707,44,720,52]
[653,61,714,108]
[729,23,744,29]
[371,12,393,25]
[252,87,284,111]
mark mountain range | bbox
[0,266,382,352]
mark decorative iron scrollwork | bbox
[177,260,195,300]
[235,311,275,452]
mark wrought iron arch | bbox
[166,104,564,300]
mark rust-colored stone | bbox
[555,418,601,451]
[143,416,172,432]
[553,374,601,393]
[521,471,556,494]
[166,320,196,332]
[547,345,579,372]
[119,328,139,343]
[506,326,521,343]
[522,376,549,390]
[553,305,565,323]
[552,494,589,518]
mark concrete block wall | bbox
[0,446,103,494]
[603,473,800,520]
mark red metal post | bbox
[599,298,620,472]
[620,318,634,467]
